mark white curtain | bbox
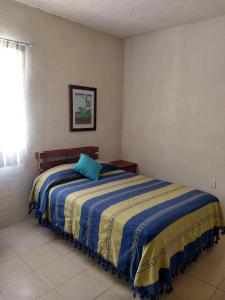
[0,40,26,167]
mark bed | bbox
[30,146,225,299]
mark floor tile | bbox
[57,271,108,300]
[1,221,55,255]
[0,272,51,300]
[64,249,95,270]
[47,238,73,255]
[0,241,18,264]
[31,229,56,243]
[95,289,122,300]
[210,289,225,300]
[110,280,133,299]
[0,292,4,300]
[14,230,56,255]
[15,218,39,231]
[187,244,225,287]
[7,219,36,233]
[218,279,225,292]
[0,227,23,243]
[0,219,37,240]
[1,220,225,300]
[173,273,216,300]
[37,290,63,300]
[86,264,119,289]
[20,244,61,269]
[13,236,47,255]
[160,292,181,300]
[37,256,85,287]
[101,282,182,300]
[217,235,225,248]
[0,256,31,286]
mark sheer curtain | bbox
[0,40,26,167]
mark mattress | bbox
[29,163,225,298]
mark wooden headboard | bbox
[35,146,99,173]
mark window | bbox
[0,40,26,167]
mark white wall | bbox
[0,0,123,228]
[122,16,225,212]
[1,1,225,228]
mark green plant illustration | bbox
[78,107,91,118]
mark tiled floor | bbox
[0,219,225,300]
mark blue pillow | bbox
[73,154,103,181]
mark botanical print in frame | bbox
[69,85,97,131]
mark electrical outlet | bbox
[209,179,216,189]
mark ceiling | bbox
[15,0,225,38]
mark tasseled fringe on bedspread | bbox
[29,205,225,300]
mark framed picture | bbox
[69,85,97,131]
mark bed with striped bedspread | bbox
[29,164,224,299]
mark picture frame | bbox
[69,84,97,132]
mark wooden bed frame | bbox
[35,146,99,173]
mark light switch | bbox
[209,179,216,189]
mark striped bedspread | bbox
[29,164,225,298]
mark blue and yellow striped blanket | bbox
[29,164,224,298]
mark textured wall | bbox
[0,0,123,228]
[1,1,225,229]
[122,16,225,212]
